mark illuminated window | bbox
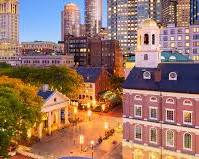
[166,130,174,147]
[183,133,192,150]
[183,111,192,125]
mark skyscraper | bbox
[0,0,19,56]
[177,0,190,27]
[85,0,102,37]
[108,0,161,55]
[190,0,199,25]
[61,3,80,40]
[0,0,19,43]
[161,0,178,26]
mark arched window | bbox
[134,95,142,101]
[150,128,157,143]
[166,130,174,147]
[152,34,155,45]
[150,96,158,102]
[144,54,148,60]
[144,34,149,45]
[183,99,193,106]
[184,133,192,150]
[166,98,175,104]
[135,125,142,140]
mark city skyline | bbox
[20,0,107,42]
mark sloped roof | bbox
[123,63,199,94]
[76,67,103,83]
[38,90,54,100]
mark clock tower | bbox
[135,19,161,68]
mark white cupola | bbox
[135,19,161,68]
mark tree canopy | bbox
[1,66,84,98]
[0,76,42,157]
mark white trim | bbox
[166,98,175,104]
[123,89,199,99]
[165,130,174,147]
[134,104,142,118]
[183,132,192,151]
[150,96,158,102]
[183,111,193,125]
[123,118,199,135]
[165,109,175,123]
[134,125,142,141]
[149,127,158,144]
[149,106,158,120]
[183,99,193,106]
[134,95,142,101]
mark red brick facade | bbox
[123,90,199,157]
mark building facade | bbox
[190,0,199,25]
[176,0,190,27]
[76,67,110,108]
[122,19,199,159]
[61,3,80,40]
[160,24,199,60]
[21,41,64,54]
[161,0,177,26]
[64,35,124,76]
[85,0,102,37]
[0,0,19,56]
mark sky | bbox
[20,0,107,42]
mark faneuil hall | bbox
[122,19,199,159]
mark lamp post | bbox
[90,140,94,159]
[104,121,109,135]
[88,110,92,121]
[79,135,84,151]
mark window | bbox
[143,71,151,79]
[144,34,149,45]
[134,105,142,118]
[183,99,192,106]
[149,107,158,120]
[166,98,174,104]
[169,72,177,80]
[150,128,157,143]
[135,125,142,140]
[144,54,148,60]
[184,133,192,150]
[166,109,174,122]
[54,98,57,102]
[134,95,142,101]
[152,34,155,45]
[150,96,157,102]
[183,111,192,125]
[166,130,174,147]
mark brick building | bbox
[122,19,199,159]
[64,35,124,77]
[76,67,110,108]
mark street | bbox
[31,108,123,159]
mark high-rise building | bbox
[161,0,178,26]
[85,0,102,37]
[190,0,199,25]
[108,0,161,55]
[0,0,19,56]
[61,3,80,40]
[177,0,190,27]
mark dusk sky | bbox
[20,0,107,42]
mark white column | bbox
[38,122,43,139]
[48,112,52,135]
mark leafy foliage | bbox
[1,66,84,98]
[0,76,42,157]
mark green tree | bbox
[2,66,84,98]
[0,76,42,157]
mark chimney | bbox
[154,69,161,82]
[42,84,49,92]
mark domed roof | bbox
[141,18,158,27]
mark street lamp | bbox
[79,135,84,151]
[104,121,109,134]
[90,140,94,159]
[88,110,92,121]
